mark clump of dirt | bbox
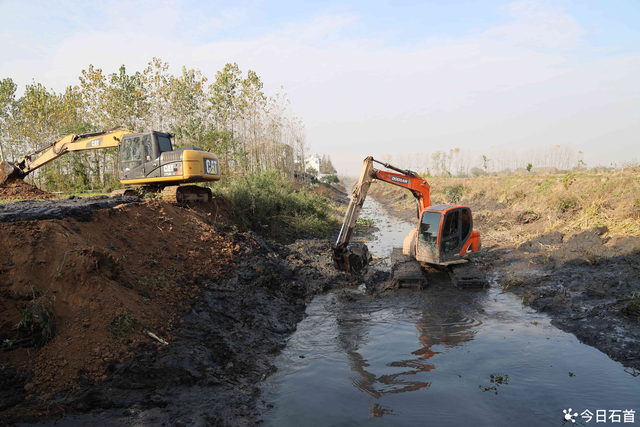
[0,179,57,201]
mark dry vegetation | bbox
[368,170,640,245]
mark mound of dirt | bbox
[0,179,57,201]
[0,194,358,425]
[0,199,236,408]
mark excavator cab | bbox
[118,131,174,181]
[412,205,480,265]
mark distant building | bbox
[304,155,322,175]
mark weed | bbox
[108,309,137,338]
[220,172,337,241]
[516,209,539,224]
[555,196,580,214]
[561,172,575,189]
[443,185,465,204]
[537,180,553,193]
[354,218,374,233]
[480,373,509,395]
[501,273,525,292]
[2,338,16,350]
[490,374,509,384]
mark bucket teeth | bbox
[0,161,26,185]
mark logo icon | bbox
[563,408,578,423]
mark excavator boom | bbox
[333,157,430,271]
[0,129,132,185]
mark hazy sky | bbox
[1,0,639,174]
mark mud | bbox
[13,238,357,427]
[0,196,141,222]
[367,187,640,369]
[0,193,361,426]
[487,229,640,368]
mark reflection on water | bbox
[338,302,482,402]
[261,200,640,427]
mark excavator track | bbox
[447,261,487,288]
[390,248,426,288]
[161,185,212,204]
[389,247,486,288]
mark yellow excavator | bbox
[0,128,220,203]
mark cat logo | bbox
[390,176,409,185]
[85,138,102,148]
[86,138,102,148]
[204,159,218,175]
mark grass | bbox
[369,170,640,239]
[217,172,339,242]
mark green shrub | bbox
[219,172,337,241]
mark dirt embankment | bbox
[0,180,358,425]
[367,174,640,369]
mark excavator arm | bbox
[0,129,133,184]
[333,156,430,271]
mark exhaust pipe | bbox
[0,161,27,185]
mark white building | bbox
[304,155,322,175]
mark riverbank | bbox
[368,175,640,369]
[0,177,355,426]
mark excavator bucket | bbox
[0,161,26,185]
[333,243,372,273]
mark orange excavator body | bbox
[333,157,481,270]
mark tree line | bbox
[0,58,308,192]
[381,144,586,178]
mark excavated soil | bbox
[368,185,640,369]
[0,193,359,426]
[0,179,57,201]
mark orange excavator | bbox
[333,156,484,286]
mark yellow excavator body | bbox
[0,129,220,203]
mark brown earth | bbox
[0,179,57,201]
[0,197,238,417]
[0,180,360,426]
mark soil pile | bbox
[0,198,236,420]
[0,179,57,201]
[0,195,358,425]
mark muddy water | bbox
[261,200,640,426]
